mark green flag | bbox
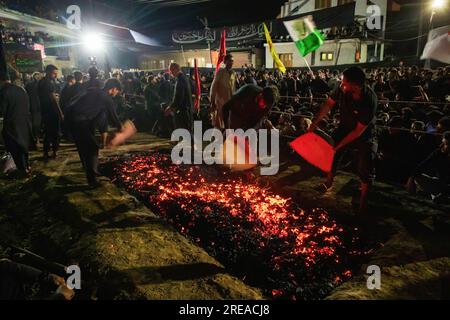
[284,15,325,57]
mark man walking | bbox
[65,79,123,188]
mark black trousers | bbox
[2,133,29,172]
[331,127,377,184]
[42,115,61,154]
[174,109,193,132]
[69,120,99,185]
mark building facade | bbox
[1,7,81,74]
[267,0,388,68]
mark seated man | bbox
[406,131,450,203]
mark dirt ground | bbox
[1,132,450,300]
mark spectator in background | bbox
[144,75,162,134]
[0,71,32,177]
[25,72,42,147]
[38,65,63,160]
[377,116,415,183]
[277,113,296,137]
[71,71,85,100]
[243,69,257,86]
[406,131,450,203]
[84,66,103,90]
[59,74,75,114]
[426,110,444,134]
[210,54,237,129]
[158,73,172,105]
[165,63,194,131]
[327,70,341,93]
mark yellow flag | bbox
[263,22,286,74]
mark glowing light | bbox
[432,0,446,10]
[81,32,105,52]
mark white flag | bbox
[421,25,450,64]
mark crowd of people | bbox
[1,53,449,206]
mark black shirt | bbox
[330,85,378,142]
[413,149,450,186]
[172,73,193,113]
[65,88,121,131]
[37,77,58,117]
[0,83,32,151]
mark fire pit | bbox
[102,151,372,300]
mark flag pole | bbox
[181,45,187,66]
[303,57,315,79]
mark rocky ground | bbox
[1,132,450,300]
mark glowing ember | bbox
[103,152,369,300]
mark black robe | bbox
[25,80,41,136]
[0,83,32,152]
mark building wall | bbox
[265,42,312,69]
[280,0,387,19]
[275,0,386,66]
[139,48,264,71]
[140,49,213,70]
[0,8,80,73]
[265,39,367,68]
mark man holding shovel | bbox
[309,67,378,214]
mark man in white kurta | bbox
[210,54,237,129]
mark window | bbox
[278,53,293,68]
[320,52,334,61]
[338,0,354,5]
[315,0,332,9]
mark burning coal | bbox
[103,152,371,300]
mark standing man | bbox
[84,66,103,90]
[38,65,64,160]
[71,71,85,98]
[164,63,194,131]
[65,79,123,188]
[59,75,75,113]
[0,72,32,177]
[210,54,237,129]
[309,67,378,214]
[25,72,42,147]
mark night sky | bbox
[16,0,286,32]
[5,0,447,52]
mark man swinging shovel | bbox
[291,67,378,214]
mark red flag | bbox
[216,29,227,73]
[194,58,201,110]
[290,132,335,173]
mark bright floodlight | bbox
[82,33,105,52]
[432,0,446,10]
